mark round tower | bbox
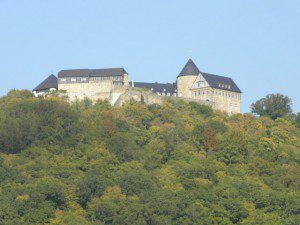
[176,59,199,98]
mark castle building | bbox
[57,68,129,101]
[33,59,242,114]
[33,74,58,97]
[178,59,242,114]
[132,59,242,114]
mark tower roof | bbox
[177,59,200,77]
[33,74,58,92]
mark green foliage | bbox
[251,93,292,120]
[0,90,299,224]
[295,113,300,128]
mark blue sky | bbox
[0,0,299,112]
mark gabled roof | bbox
[177,59,200,77]
[132,82,177,95]
[33,75,58,92]
[201,72,242,93]
[58,68,127,78]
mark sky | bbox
[0,0,299,113]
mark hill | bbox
[0,90,299,224]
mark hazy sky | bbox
[0,0,299,112]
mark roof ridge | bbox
[201,71,232,79]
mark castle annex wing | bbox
[201,72,241,93]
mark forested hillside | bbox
[0,90,299,225]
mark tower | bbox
[176,59,199,98]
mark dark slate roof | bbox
[132,82,177,95]
[201,72,242,93]
[33,75,58,91]
[177,59,200,77]
[58,68,127,78]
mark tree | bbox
[295,113,300,128]
[0,90,299,224]
[251,94,292,120]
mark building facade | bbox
[33,59,242,114]
[57,68,129,101]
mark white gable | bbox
[191,73,210,89]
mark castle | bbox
[33,59,242,114]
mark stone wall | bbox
[113,87,164,106]
[58,82,239,115]
[113,87,214,109]
[190,87,241,114]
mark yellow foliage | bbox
[215,171,227,181]
[154,165,183,192]
[101,185,126,201]
[162,122,175,128]
[243,202,256,214]
[15,194,30,201]
[55,209,64,217]
[128,195,140,202]
[260,183,268,190]
[194,178,213,187]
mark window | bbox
[194,92,196,97]
[167,93,170,96]
[198,90,201,95]
[81,78,87,81]
[151,88,153,91]
[71,78,76,82]
[163,89,166,92]
[228,85,231,89]
[60,78,66,82]
[90,92,94,96]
